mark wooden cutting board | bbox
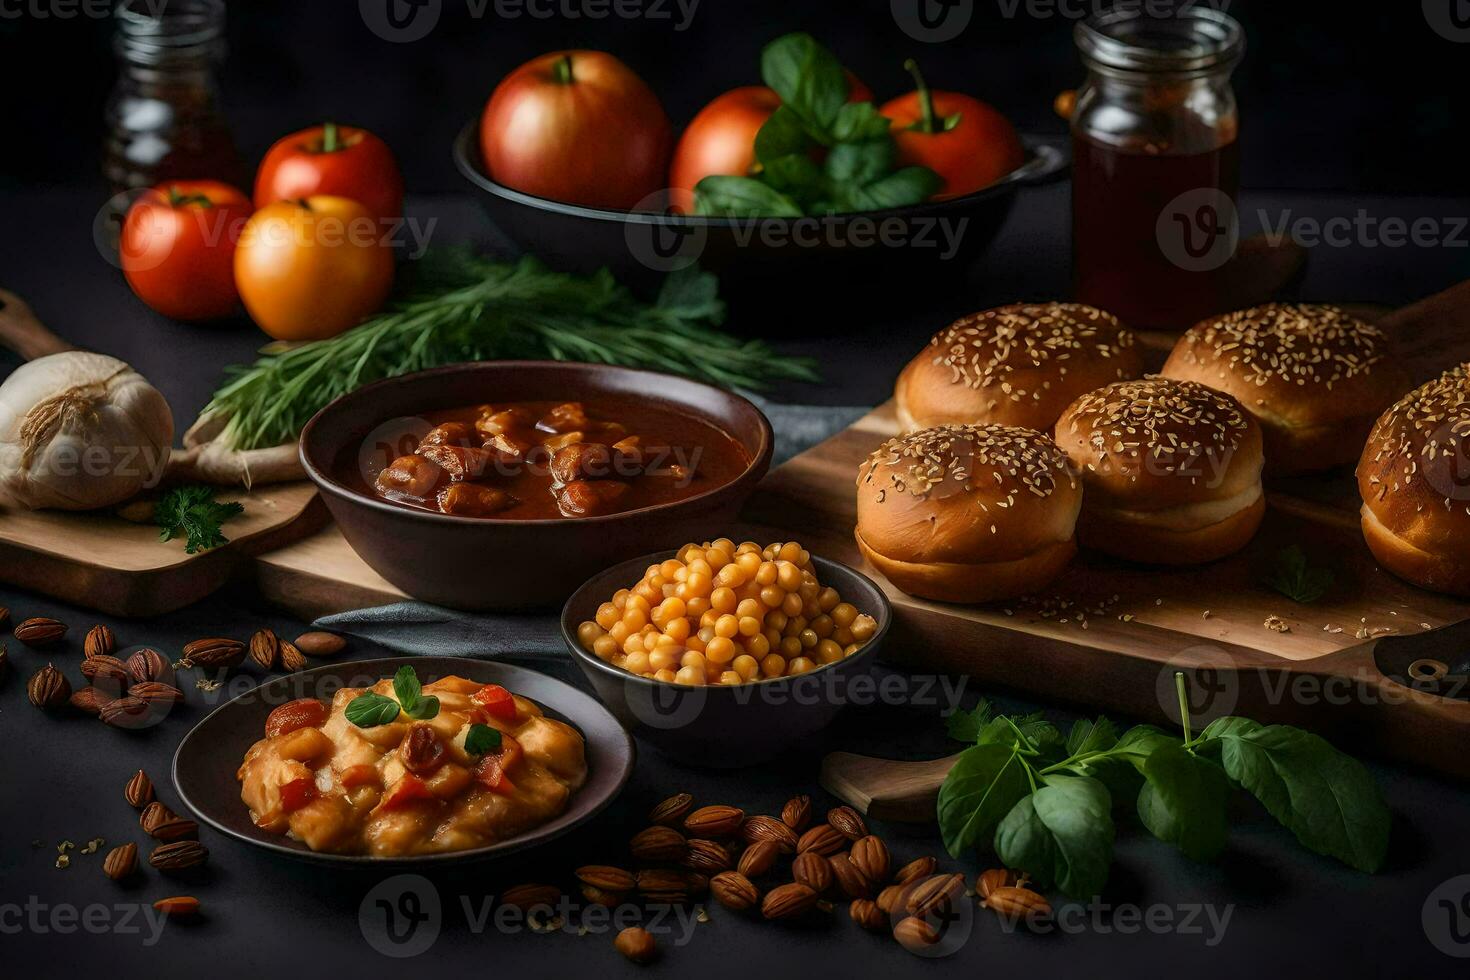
[0,483,325,617]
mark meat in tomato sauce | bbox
[357,398,749,519]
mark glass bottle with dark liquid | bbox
[1071,9,1244,331]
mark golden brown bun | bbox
[855,424,1081,602]
[895,303,1143,433]
[1078,495,1266,566]
[1356,364,1470,595]
[856,531,1076,604]
[1162,304,1406,475]
[1054,377,1264,563]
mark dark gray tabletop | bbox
[2,185,1468,978]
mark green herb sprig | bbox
[346,665,440,728]
[156,485,245,554]
[204,254,819,452]
[694,33,942,216]
[464,723,503,756]
[1263,545,1335,603]
[937,674,1390,897]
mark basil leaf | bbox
[402,694,440,721]
[759,32,847,137]
[1109,724,1181,770]
[464,723,502,756]
[761,154,825,200]
[825,140,896,187]
[995,775,1114,898]
[1066,717,1120,756]
[392,665,422,711]
[831,101,894,143]
[936,743,1033,859]
[753,105,811,165]
[1136,744,1231,861]
[693,176,804,217]
[841,166,943,212]
[1199,718,1390,873]
[944,700,994,743]
[345,692,401,728]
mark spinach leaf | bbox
[1199,718,1390,873]
[693,176,804,217]
[1137,744,1231,861]
[759,32,848,138]
[944,700,994,743]
[995,775,1114,898]
[345,692,401,729]
[936,743,1033,858]
[1110,724,1182,770]
[1066,717,1120,756]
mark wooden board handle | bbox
[0,288,72,361]
[819,751,962,823]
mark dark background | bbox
[1,0,1464,195]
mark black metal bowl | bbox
[452,122,1067,319]
[561,549,892,767]
[172,656,635,867]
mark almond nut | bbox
[781,794,812,831]
[681,838,732,873]
[126,648,172,685]
[736,839,780,878]
[792,852,833,893]
[103,842,138,880]
[180,637,245,668]
[249,628,279,670]
[84,624,116,660]
[649,792,693,826]
[629,825,687,862]
[829,852,873,899]
[710,870,760,912]
[153,896,201,918]
[14,617,66,648]
[141,802,197,841]
[976,867,1019,900]
[849,835,890,884]
[684,804,743,837]
[849,898,885,931]
[894,855,937,885]
[279,641,307,673]
[635,869,687,895]
[129,681,184,706]
[293,631,346,657]
[125,769,154,808]
[982,885,1052,921]
[26,663,70,709]
[905,873,966,918]
[99,695,151,729]
[499,883,561,910]
[576,865,635,892]
[580,884,625,908]
[893,916,939,954]
[796,823,846,856]
[614,926,657,964]
[827,805,867,840]
[149,840,208,871]
[876,883,909,915]
[81,654,131,694]
[760,882,817,921]
[740,815,798,852]
[69,686,113,715]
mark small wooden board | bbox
[0,482,325,617]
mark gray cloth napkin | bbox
[315,398,868,656]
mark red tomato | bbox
[469,684,517,722]
[472,733,523,796]
[265,698,329,739]
[669,72,873,213]
[234,196,395,342]
[254,122,404,220]
[379,774,435,811]
[119,181,251,321]
[279,777,317,813]
[480,50,672,210]
[880,61,1025,200]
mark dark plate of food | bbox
[298,360,773,610]
[561,543,892,767]
[173,656,634,867]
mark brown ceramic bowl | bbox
[299,361,774,611]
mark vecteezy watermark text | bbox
[359,0,698,43]
[0,898,172,946]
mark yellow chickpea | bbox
[775,561,804,592]
[834,626,855,646]
[715,563,747,589]
[735,552,762,577]
[711,614,738,639]
[760,653,787,677]
[816,639,844,664]
[799,628,819,649]
[818,587,840,612]
[780,636,802,658]
[778,541,804,563]
[624,650,651,674]
[622,607,649,631]
[705,548,731,570]
[844,644,860,657]
[685,596,711,619]
[663,618,691,644]
[685,633,707,653]
[719,670,743,686]
[612,588,630,609]
[744,633,771,658]
[686,572,712,597]
[699,609,719,630]
[732,654,760,681]
[595,603,619,629]
[622,633,646,655]
[755,561,779,586]
[737,615,762,637]
[781,592,804,617]
[710,587,737,614]
[681,650,707,671]
[608,621,632,645]
[592,635,619,661]
[763,627,782,650]
[705,636,736,665]
[736,540,761,554]
[760,586,785,608]
[809,614,834,638]
[834,602,859,627]
[687,559,712,579]
[783,615,807,638]
[649,647,680,672]
[788,656,815,675]
[851,614,878,641]
[654,668,677,683]
[577,620,604,646]
[660,559,684,579]
[711,537,736,555]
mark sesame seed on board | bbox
[859,423,1077,503]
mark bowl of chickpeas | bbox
[561,538,890,766]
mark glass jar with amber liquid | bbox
[103,0,245,194]
[1071,8,1244,330]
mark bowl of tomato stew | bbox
[298,361,773,611]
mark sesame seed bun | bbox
[1356,364,1470,596]
[854,424,1081,603]
[1161,304,1406,475]
[895,303,1144,433]
[1053,377,1264,564]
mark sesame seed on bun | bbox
[1357,363,1470,595]
[855,423,1081,603]
[1053,377,1265,564]
[1162,303,1405,474]
[895,303,1143,433]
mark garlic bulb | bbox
[0,351,173,510]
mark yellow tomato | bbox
[233,195,394,341]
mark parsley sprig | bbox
[345,665,440,728]
[937,674,1390,897]
[1263,545,1335,603]
[156,485,245,554]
